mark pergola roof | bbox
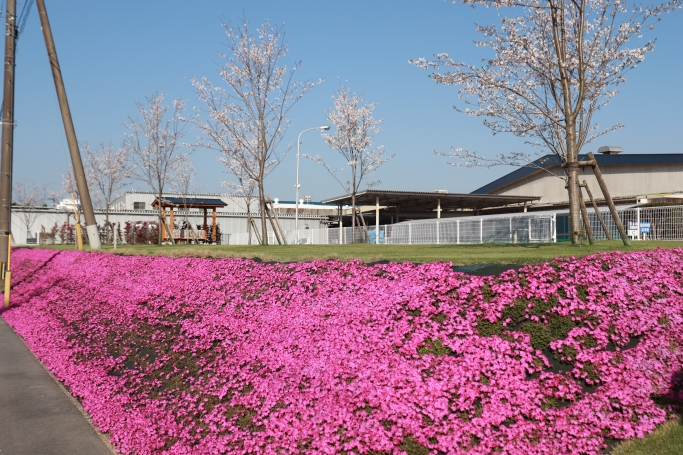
[322,190,539,211]
[152,197,227,209]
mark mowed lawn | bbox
[28,241,683,454]
[34,239,683,265]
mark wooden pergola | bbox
[152,197,227,243]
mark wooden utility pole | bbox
[36,0,101,249]
[0,0,17,286]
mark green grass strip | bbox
[32,240,683,265]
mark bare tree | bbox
[412,0,679,244]
[192,19,320,244]
[125,93,187,245]
[305,85,391,239]
[13,180,47,240]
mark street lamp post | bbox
[296,125,330,243]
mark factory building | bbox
[471,147,683,209]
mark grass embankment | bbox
[612,418,683,455]
[35,239,683,265]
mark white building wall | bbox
[491,163,683,205]
[110,191,337,216]
[11,208,328,245]
[111,191,257,212]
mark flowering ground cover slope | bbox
[2,248,682,455]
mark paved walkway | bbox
[0,317,113,455]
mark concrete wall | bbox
[11,208,327,245]
[492,163,683,205]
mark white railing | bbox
[586,205,683,241]
[220,205,683,246]
[172,229,205,240]
[224,213,556,245]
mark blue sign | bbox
[640,222,650,234]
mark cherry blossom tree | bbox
[192,19,320,244]
[83,143,132,243]
[169,155,197,227]
[220,155,259,243]
[305,86,391,239]
[125,93,187,245]
[56,169,90,229]
[412,0,680,244]
[59,168,82,201]
[13,180,47,240]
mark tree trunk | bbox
[351,193,356,244]
[105,206,110,244]
[247,212,252,245]
[567,164,583,245]
[351,158,357,244]
[258,180,268,245]
[564,122,583,245]
[158,189,163,245]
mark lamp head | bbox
[319,125,331,131]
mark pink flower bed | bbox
[2,248,682,455]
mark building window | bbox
[134,202,145,210]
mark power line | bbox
[17,0,32,37]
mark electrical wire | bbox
[17,0,33,37]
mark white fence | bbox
[225,213,557,245]
[223,205,683,245]
[586,205,683,241]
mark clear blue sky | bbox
[10,0,683,202]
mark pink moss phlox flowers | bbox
[2,247,682,454]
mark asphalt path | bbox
[0,317,113,455]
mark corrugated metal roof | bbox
[322,189,539,210]
[471,154,683,195]
[154,197,228,207]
